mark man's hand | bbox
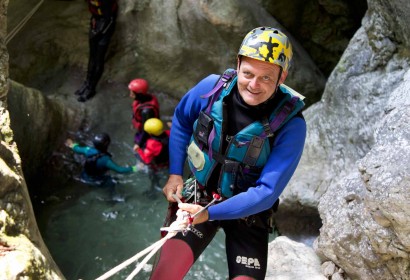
[163,174,184,202]
[65,138,74,148]
[178,203,209,225]
[133,144,140,152]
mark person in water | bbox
[134,118,170,197]
[150,27,306,279]
[66,133,137,187]
[129,78,160,148]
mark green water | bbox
[30,82,229,280]
[32,125,227,280]
[33,149,228,280]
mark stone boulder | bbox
[278,0,410,278]
[315,68,410,279]
[266,236,326,280]
[279,0,409,221]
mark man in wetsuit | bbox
[75,0,118,102]
[151,27,306,280]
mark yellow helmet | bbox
[238,27,292,72]
[144,118,164,136]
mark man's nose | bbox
[249,77,260,89]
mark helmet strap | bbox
[275,67,283,92]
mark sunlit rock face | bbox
[281,0,410,279]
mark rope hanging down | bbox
[94,211,189,280]
[6,0,45,45]
[95,193,222,280]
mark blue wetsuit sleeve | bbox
[72,144,91,155]
[207,116,307,220]
[169,74,220,175]
[103,157,134,174]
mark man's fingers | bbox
[178,203,199,213]
[166,189,177,202]
[176,184,184,198]
[162,175,184,202]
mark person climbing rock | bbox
[66,132,137,187]
[75,0,118,102]
[134,118,170,198]
[129,78,160,147]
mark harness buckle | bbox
[223,160,239,173]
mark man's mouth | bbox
[247,88,260,95]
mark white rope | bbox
[94,214,189,280]
[125,238,167,280]
[95,192,221,280]
[6,0,45,45]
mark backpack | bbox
[84,153,110,177]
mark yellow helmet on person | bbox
[144,118,164,136]
[238,27,292,72]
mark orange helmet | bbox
[128,78,149,94]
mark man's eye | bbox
[262,76,270,81]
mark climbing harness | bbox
[166,192,222,238]
[94,189,221,280]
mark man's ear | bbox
[279,70,288,84]
[236,57,241,71]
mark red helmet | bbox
[128,78,149,94]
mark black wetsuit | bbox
[76,0,117,101]
[152,87,286,280]
[87,0,117,89]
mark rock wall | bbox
[260,0,367,76]
[7,80,84,185]
[0,0,80,278]
[280,0,410,278]
[7,0,327,106]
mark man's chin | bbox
[243,95,263,106]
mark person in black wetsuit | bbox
[75,0,118,102]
